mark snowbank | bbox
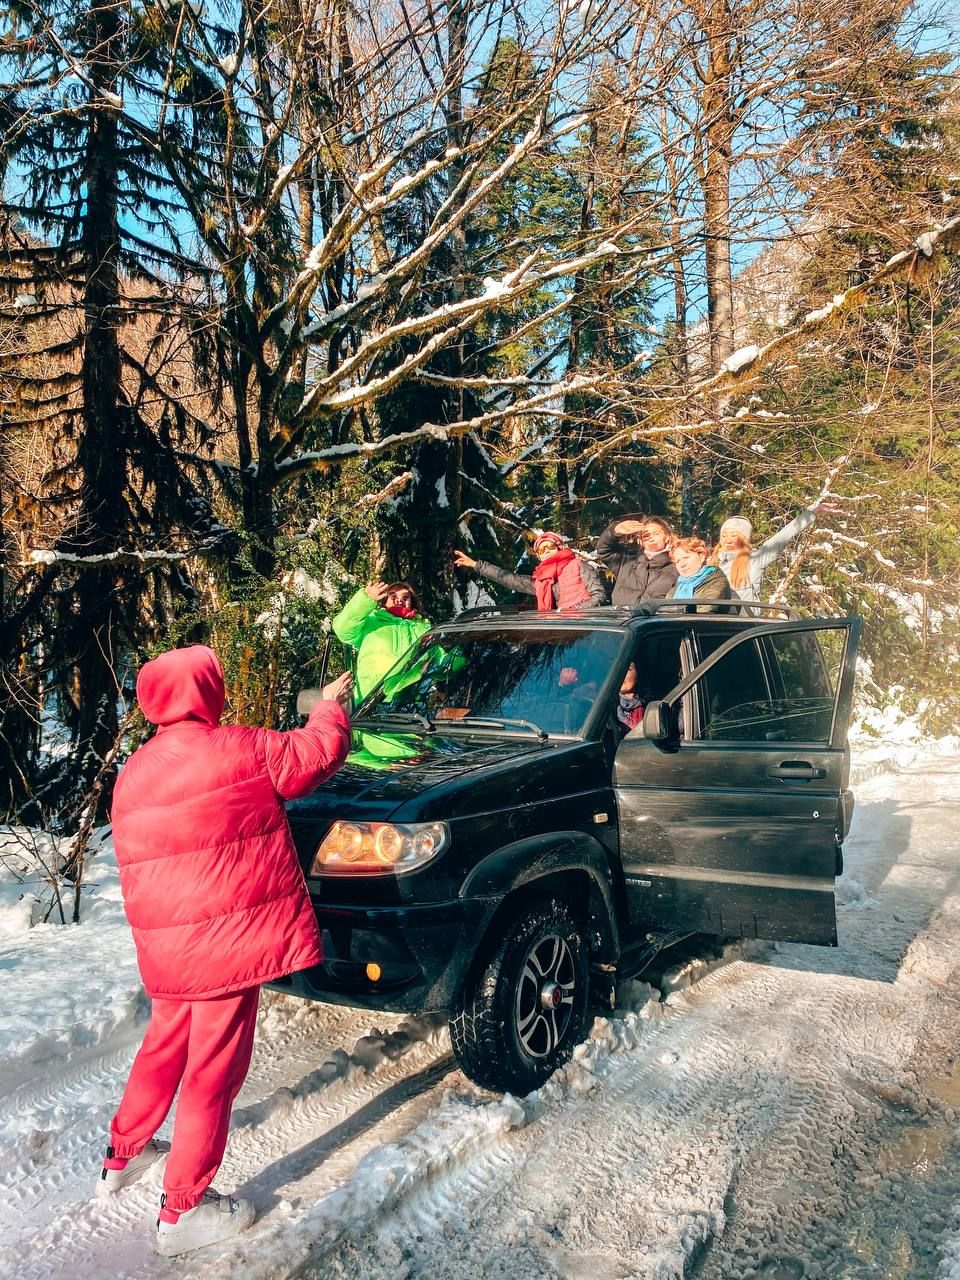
[849,706,960,785]
[0,831,144,1096]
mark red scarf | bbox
[385,604,418,620]
[531,547,576,610]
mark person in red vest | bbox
[95,645,352,1257]
[453,531,607,610]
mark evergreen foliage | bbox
[0,0,957,828]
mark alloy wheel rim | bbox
[515,932,576,1059]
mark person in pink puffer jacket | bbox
[95,645,351,1257]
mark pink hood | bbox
[137,645,226,727]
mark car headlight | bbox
[310,820,450,876]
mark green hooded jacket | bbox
[331,589,431,699]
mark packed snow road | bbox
[2,751,960,1279]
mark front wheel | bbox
[450,898,590,1094]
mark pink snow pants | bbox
[109,987,259,1212]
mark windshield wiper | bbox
[452,715,549,742]
[354,711,434,732]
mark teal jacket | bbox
[331,589,431,699]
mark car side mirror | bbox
[641,699,673,744]
[296,688,324,716]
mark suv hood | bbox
[286,727,551,822]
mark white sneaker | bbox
[154,1189,255,1257]
[95,1139,170,1197]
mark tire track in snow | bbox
[292,986,742,1280]
[0,996,400,1247]
[0,1010,451,1279]
[305,879,958,1280]
[217,1016,451,1197]
[179,959,760,1279]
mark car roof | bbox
[444,600,802,634]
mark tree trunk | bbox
[59,2,127,808]
[701,0,736,374]
[559,118,597,540]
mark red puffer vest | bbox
[111,646,351,1000]
[532,548,591,610]
[555,557,591,609]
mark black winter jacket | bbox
[596,521,679,606]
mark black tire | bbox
[450,897,590,1094]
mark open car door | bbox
[613,618,861,946]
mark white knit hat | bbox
[720,516,753,541]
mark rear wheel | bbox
[450,897,590,1094]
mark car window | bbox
[692,630,836,744]
[762,631,833,701]
[690,634,769,740]
[632,631,685,702]
[357,627,626,736]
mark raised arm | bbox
[331,586,380,646]
[261,686,352,801]
[596,519,643,571]
[752,507,819,573]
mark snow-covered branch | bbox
[585,216,960,464]
[26,540,230,569]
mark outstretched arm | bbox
[261,677,353,800]
[752,506,822,573]
[454,550,536,598]
[473,560,537,597]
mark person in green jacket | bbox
[332,580,431,699]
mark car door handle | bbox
[766,761,827,781]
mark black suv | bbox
[274,603,861,1094]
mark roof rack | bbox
[454,603,540,622]
[633,599,802,621]
[453,600,801,623]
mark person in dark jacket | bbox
[597,515,678,605]
[453,532,607,610]
[667,537,733,611]
[96,646,352,1257]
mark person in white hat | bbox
[709,504,837,602]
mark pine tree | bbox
[0,0,222,813]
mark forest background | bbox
[1,0,959,847]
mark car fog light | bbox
[310,820,450,876]
[366,962,382,981]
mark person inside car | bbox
[556,660,644,736]
[332,580,431,699]
[616,661,645,733]
[96,646,352,1257]
[453,532,607,610]
[596,514,678,605]
[667,537,733,611]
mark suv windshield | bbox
[356,627,626,737]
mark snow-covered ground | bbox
[2,730,960,1279]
